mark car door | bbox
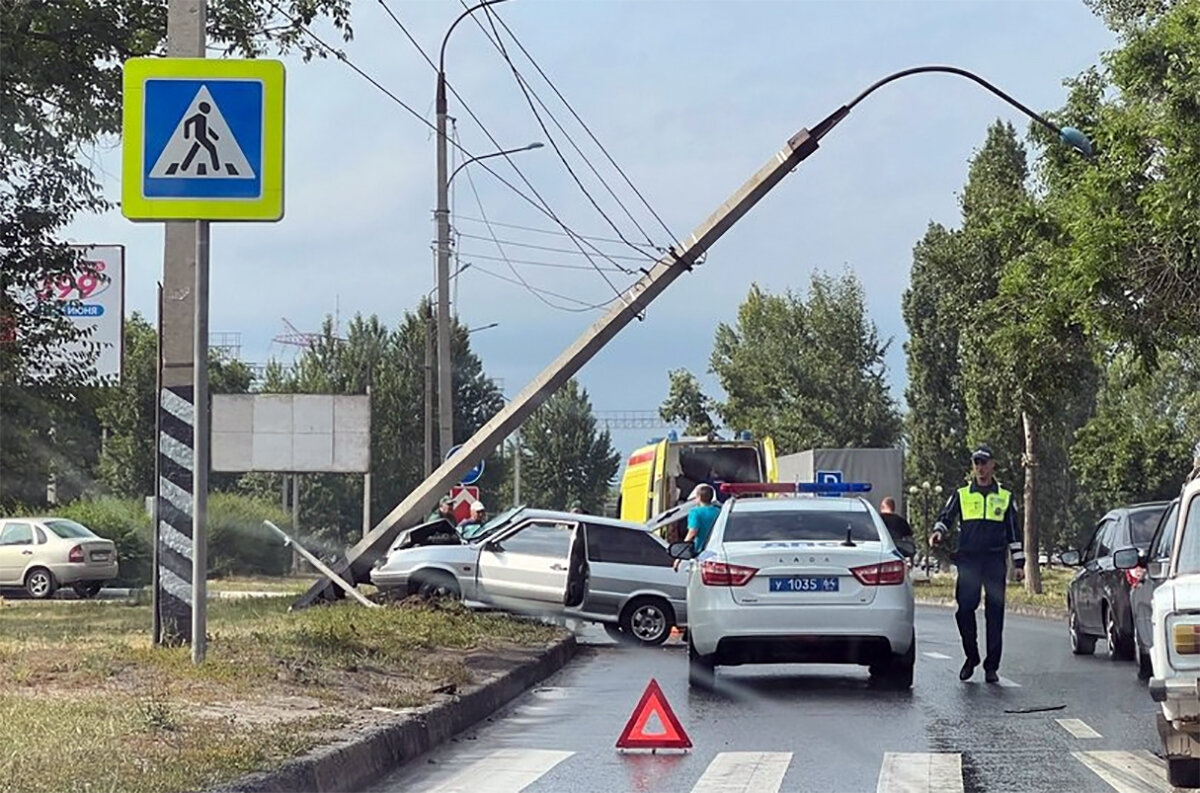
[1133,500,1179,649]
[476,519,578,612]
[580,523,680,619]
[0,522,37,585]
[1078,517,1114,632]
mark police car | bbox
[669,482,916,689]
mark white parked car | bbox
[0,517,119,599]
[669,483,915,689]
[1138,473,1200,787]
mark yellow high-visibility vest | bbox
[957,484,1012,522]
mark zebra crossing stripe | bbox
[1057,718,1103,739]
[421,749,573,793]
[689,751,791,793]
[1073,750,1172,793]
[877,752,964,793]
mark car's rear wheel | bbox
[870,630,915,690]
[1105,603,1135,661]
[1134,622,1153,681]
[25,568,56,600]
[411,571,460,600]
[72,582,102,599]
[688,635,716,688]
[1168,758,1200,788]
[620,597,673,646]
[1069,601,1096,655]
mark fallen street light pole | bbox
[263,521,379,609]
[291,64,1092,610]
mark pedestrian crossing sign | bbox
[121,58,285,221]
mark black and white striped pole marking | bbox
[156,385,194,644]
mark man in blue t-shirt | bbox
[684,484,721,553]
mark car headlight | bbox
[1167,614,1200,670]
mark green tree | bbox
[1034,0,1200,357]
[902,223,970,491]
[1072,349,1200,525]
[96,313,157,498]
[2,0,353,509]
[659,369,716,435]
[516,379,619,514]
[259,303,505,547]
[710,273,901,454]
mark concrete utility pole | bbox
[424,308,435,477]
[156,0,207,653]
[293,65,1093,611]
[435,0,512,466]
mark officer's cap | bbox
[970,444,994,463]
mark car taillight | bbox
[700,560,757,586]
[1125,568,1145,588]
[68,545,84,563]
[1174,623,1200,655]
[851,560,907,586]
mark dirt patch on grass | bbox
[0,595,564,793]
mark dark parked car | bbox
[1125,498,1181,679]
[1063,501,1170,661]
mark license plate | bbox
[90,553,109,561]
[769,576,839,593]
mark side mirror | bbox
[484,539,503,552]
[895,537,917,559]
[1060,549,1082,567]
[1149,560,1169,580]
[668,541,697,560]
[1113,547,1141,570]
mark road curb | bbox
[916,596,1066,622]
[204,633,578,793]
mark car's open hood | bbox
[389,518,464,552]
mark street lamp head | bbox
[921,481,931,490]
[525,142,545,150]
[908,485,919,495]
[1059,126,1094,157]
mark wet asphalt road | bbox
[365,606,1170,793]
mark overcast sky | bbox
[68,0,1115,460]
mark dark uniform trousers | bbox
[954,552,1007,671]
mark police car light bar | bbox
[719,482,872,495]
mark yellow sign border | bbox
[121,58,285,222]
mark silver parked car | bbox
[371,504,695,645]
[0,518,119,599]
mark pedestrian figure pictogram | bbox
[150,86,254,180]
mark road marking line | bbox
[877,752,964,793]
[996,676,1021,688]
[421,749,573,793]
[1073,750,1170,793]
[1057,718,1103,739]
[690,752,791,793]
[923,652,952,660]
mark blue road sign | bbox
[816,470,844,485]
[445,444,486,486]
[122,58,284,221]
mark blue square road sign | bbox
[122,58,285,221]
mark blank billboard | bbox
[212,394,370,473]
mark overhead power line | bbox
[459,250,629,272]
[375,0,646,288]
[455,232,650,262]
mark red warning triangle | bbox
[616,678,692,750]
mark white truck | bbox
[1129,471,1200,787]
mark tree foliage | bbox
[659,369,716,435]
[710,273,902,454]
[515,379,620,514]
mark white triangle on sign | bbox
[149,85,255,179]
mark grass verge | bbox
[0,596,563,793]
[915,565,1072,613]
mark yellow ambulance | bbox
[617,432,779,523]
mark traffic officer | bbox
[930,444,1024,683]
